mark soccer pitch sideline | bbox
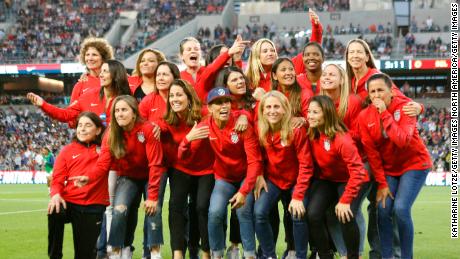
[0,185,457,258]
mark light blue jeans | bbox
[378,169,428,259]
[208,179,256,258]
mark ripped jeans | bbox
[108,176,163,249]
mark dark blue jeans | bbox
[378,169,428,259]
[254,179,309,258]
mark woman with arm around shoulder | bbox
[345,39,422,116]
[72,95,164,259]
[48,112,106,259]
[306,95,369,259]
[358,73,431,259]
[254,91,314,259]
[158,79,215,259]
[139,61,181,123]
[130,48,166,102]
[179,87,263,259]
[27,60,132,126]
[71,37,114,103]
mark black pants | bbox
[307,179,369,259]
[48,202,105,259]
[169,169,214,252]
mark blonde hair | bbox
[246,38,278,90]
[79,37,114,65]
[345,39,377,94]
[109,95,142,159]
[258,91,293,146]
[319,64,350,120]
[132,48,166,77]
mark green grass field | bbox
[0,185,457,258]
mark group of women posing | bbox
[28,9,431,259]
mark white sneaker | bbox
[121,246,132,259]
[284,251,296,259]
[108,253,121,259]
[150,251,162,259]
[226,246,240,259]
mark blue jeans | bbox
[378,169,428,259]
[208,179,256,258]
[108,176,163,249]
[254,180,309,259]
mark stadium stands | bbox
[114,0,227,59]
[0,105,73,171]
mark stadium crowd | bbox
[113,0,227,59]
[0,0,227,63]
[0,106,72,171]
[0,2,452,259]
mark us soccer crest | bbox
[394,109,401,122]
[324,139,331,151]
[137,132,145,143]
[230,132,239,144]
[96,146,101,154]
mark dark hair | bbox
[164,79,202,126]
[99,60,132,100]
[302,41,324,59]
[206,44,227,66]
[153,61,181,92]
[73,112,105,145]
[271,58,303,116]
[222,66,255,111]
[366,73,393,90]
[307,95,347,140]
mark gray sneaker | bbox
[226,246,240,259]
[283,250,296,259]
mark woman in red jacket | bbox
[296,41,324,96]
[139,61,181,123]
[27,60,132,127]
[345,39,422,116]
[246,9,322,101]
[48,112,105,259]
[70,95,164,259]
[344,38,420,258]
[178,87,263,259]
[271,57,312,124]
[358,73,431,259]
[254,90,314,259]
[184,35,248,102]
[222,66,256,121]
[156,79,214,259]
[129,48,166,102]
[306,95,368,259]
[319,64,367,258]
[70,37,114,103]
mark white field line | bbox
[0,209,46,216]
[0,198,48,202]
